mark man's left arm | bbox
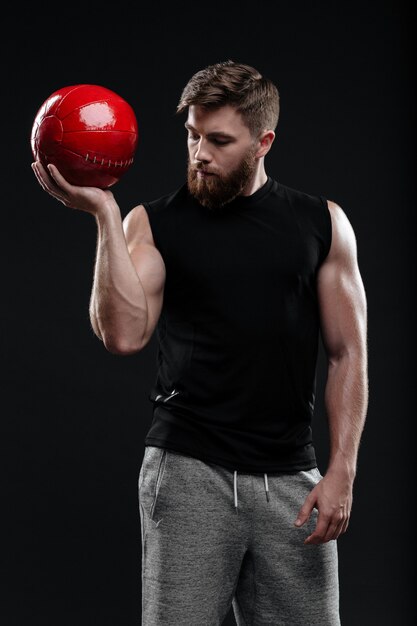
[294,200,369,545]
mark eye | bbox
[212,139,230,146]
[188,133,200,141]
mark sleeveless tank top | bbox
[141,176,332,472]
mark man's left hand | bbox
[294,469,353,544]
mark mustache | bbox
[193,164,218,175]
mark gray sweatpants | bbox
[138,445,340,626]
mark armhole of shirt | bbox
[141,201,160,252]
[141,201,151,217]
[318,195,333,263]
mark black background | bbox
[2,1,415,624]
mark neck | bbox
[240,161,268,196]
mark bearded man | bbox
[32,60,368,626]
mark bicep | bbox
[130,243,166,342]
[317,202,367,360]
[123,205,166,346]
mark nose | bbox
[194,138,212,163]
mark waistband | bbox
[234,470,270,511]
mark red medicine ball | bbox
[31,84,139,188]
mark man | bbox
[32,60,368,625]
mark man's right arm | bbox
[90,203,166,354]
[32,161,166,355]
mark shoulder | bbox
[143,182,188,214]
[325,199,358,263]
[122,182,188,248]
[123,204,154,248]
[327,199,351,225]
[275,180,322,207]
[276,181,332,230]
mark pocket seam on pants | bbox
[150,449,168,520]
[140,501,146,544]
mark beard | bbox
[187,147,257,211]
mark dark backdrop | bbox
[2,1,415,624]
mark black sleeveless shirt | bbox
[141,177,332,472]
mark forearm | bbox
[90,202,148,353]
[324,350,369,481]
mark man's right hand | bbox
[31,160,117,216]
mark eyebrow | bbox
[184,122,235,140]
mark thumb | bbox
[294,494,315,527]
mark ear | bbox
[255,130,275,158]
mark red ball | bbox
[31,84,139,188]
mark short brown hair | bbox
[176,60,280,137]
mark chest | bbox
[163,207,320,301]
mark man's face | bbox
[186,104,258,210]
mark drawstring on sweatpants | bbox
[264,473,270,502]
[233,471,270,510]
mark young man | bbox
[32,60,368,625]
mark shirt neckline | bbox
[228,176,274,209]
